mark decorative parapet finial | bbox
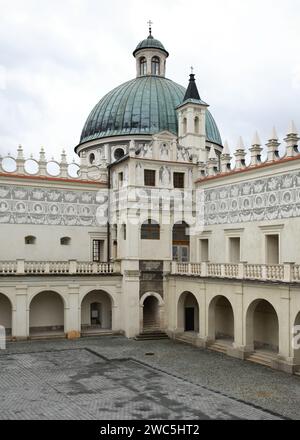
[207,145,218,176]
[234,136,247,170]
[267,126,280,162]
[285,120,299,157]
[221,141,232,173]
[250,131,263,166]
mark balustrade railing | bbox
[1,259,299,283]
[171,261,299,283]
[0,260,117,275]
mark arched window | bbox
[141,219,160,240]
[60,237,71,246]
[140,57,147,76]
[172,222,190,262]
[194,116,200,134]
[183,118,187,135]
[25,236,36,245]
[89,153,95,165]
[151,56,160,75]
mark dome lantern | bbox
[133,23,169,78]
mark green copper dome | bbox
[80,76,222,146]
[133,35,169,57]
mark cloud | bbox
[0,0,300,162]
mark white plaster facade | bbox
[1,30,300,375]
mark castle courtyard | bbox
[0,336,298,420]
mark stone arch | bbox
[140,292,164,333]
[0,292,12,336]
[208,295,235,343]
[29,291,65,337]
[177,291,199,333]
[80,290,113,334]
[245,299,279,353]
[293,312,300,367]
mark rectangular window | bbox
[199,239,209,262]
[266,234,279,264]
[93,240,104,262]
[144,169,156,187]
[228,237,241,263]
[174,172,185,189]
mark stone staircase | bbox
[135,329,169,341]
[246,350,277,368]
[208,341,229,354]
[175,332,198,346]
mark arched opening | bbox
[141,219,160,240]
[81,290,112,335]
[177,292,199,334]
[172,222,190,262]
[29,291,65,337]
[140,57,147,76]
[143,296,160,332]
[114,148,125,161]
[60,237,71,246]
[0,293,12,337]
[151,56,160,75]
[89,153,95,165]
[208,296,234,344]
[194,116,200,134]
[293,312,300,368]
[25,235,36,245]
[246,299,279,354]
[183,118,187,135]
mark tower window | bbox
[141,219,160,240]
[195,116,200,134]
[144,169,156,186]
[140,57,147,76]
[25,236,36,245]
[151,56,160,75]
[183,118,187,135]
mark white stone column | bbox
[121,260,140,338]
[65,284,80,338]
[14,285,28,339]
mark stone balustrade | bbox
[171,261,300,283]
[0,148,108,183]
[0,260,119,275]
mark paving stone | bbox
[0,337,298,419]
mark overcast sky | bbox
[1,0,300,163]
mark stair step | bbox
[247,352,275,367]
[30,333,65,341]
[135,331,169,341]
[208,343,229,354]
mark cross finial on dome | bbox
[147,20,153,36]
[190,66,194,74]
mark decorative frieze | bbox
[203,170,300,225]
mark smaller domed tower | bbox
[177,72,209,163]
[133,24,169,78]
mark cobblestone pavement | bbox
[0,336,298,420]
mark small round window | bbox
[89,153,95,164]
[114,148,125,161]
